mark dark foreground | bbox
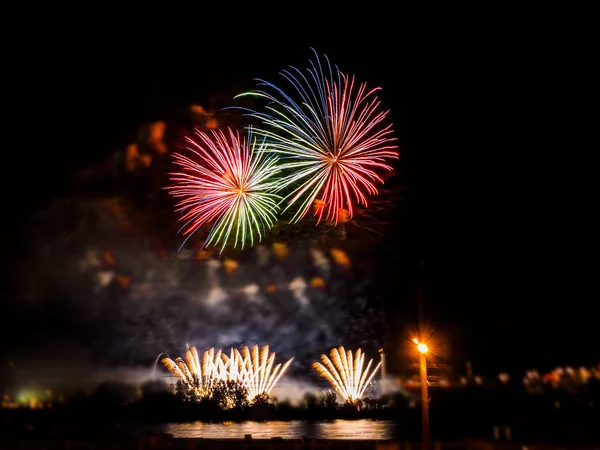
[1,435,600,450]
[2,380,599,445]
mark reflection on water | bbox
[155,420,398,440]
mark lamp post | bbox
[414,338,431,450]
[379,348,386,395]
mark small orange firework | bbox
[195,249,212,260]
[125,143,140,172]
[272,242,289,260]
[115,274,131,290]
[338,208,350,223]
[310,277,326,289]
[330,248,351,269]
[190,105,219,130]
[205,118,219,129]
[103,251,116,266]
[313,199,326,215]
[148,121,167,155]
[223,258,239,274]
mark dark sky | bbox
[3,10,595,381]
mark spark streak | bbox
[166,127,281,253]
[313,346,382,406]
[162,344,294,402]
[235,49,398,225]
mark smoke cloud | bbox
[10,196,387,395]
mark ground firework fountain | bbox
[313,346,382,408]
[161,344,294,402]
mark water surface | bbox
[153,419,399,440]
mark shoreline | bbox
[2,435,599,450]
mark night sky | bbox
[3,10,595,390]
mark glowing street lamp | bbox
[413,338,431,450]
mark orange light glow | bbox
[104,251,115,266]
[223,258,239,274]
[148,121,167,155]
[313,199,327,214]
[125,143,140,172]
[190,104,210,116]
[272,242,289,260]
[310,276,326,288]
[115,274,131,290]
[330,248,351,269]
[190,105,219,129]
[338,208,350,223]
[205,118,219,129]
[196,249,211,260]
[413,338,429,354]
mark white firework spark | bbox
[161,344,294,402]
[313,346,381,406]
[161,345,231,398]
[227,344,295,400]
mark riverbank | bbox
[2,405,599,445]
[1,435,600,450]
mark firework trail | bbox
[228,344,294,400]
[313,346,382,406]
[166,127,281,253]
[235,49,399,225]
[161,346,232,399]
[161,346,232,383]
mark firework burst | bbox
[235,49,399,225]
[162,345,294,402]
[166,127,281,253]
[161,346,232,398]
[228,344,295,400]
[313,346,382,406]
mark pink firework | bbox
[166,127,281,252]
[235,49,399,225]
